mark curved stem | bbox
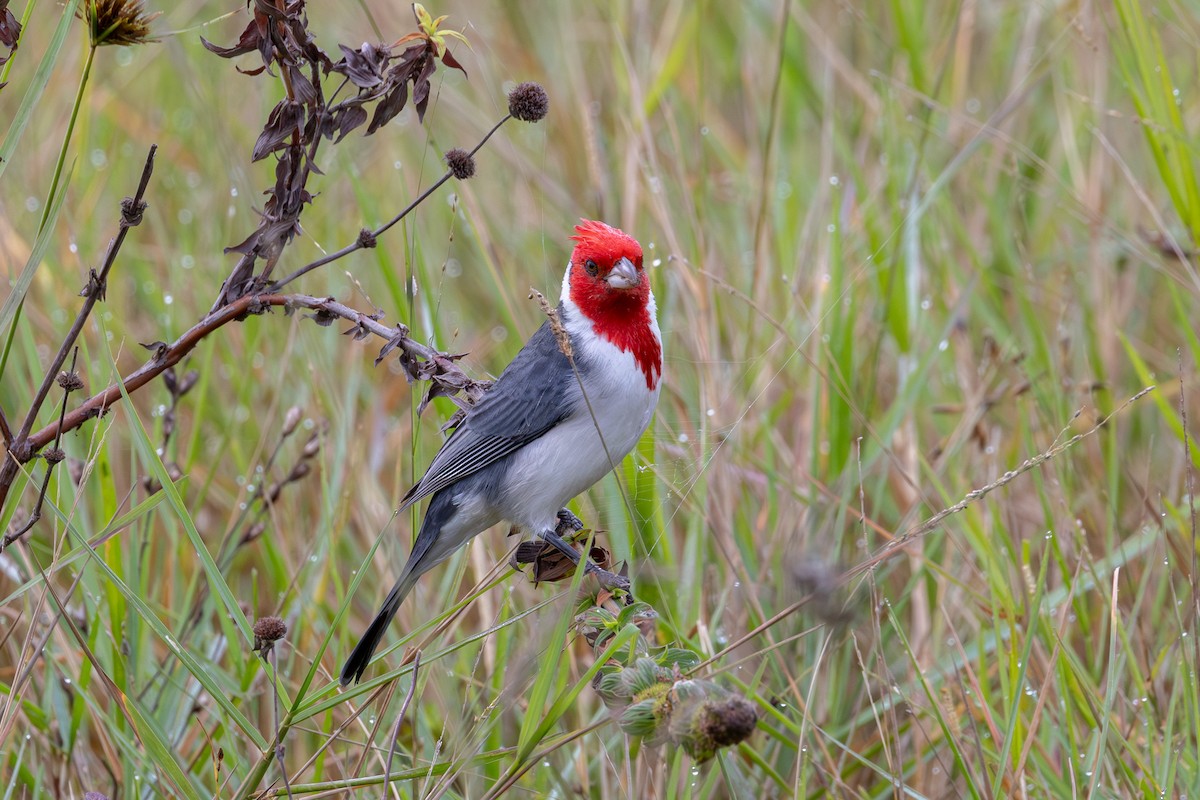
[269,113,514,292]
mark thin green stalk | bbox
[0,42,96,385]
[40,43,95,233]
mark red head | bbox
[565,220,661,388]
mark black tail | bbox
[340,491,460,686]
[340,585,406,686]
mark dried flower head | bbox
[57,370,84,392]
[253,615,287,654]
[43,447,66,465]
[508,82,548,122]
[696,696,758,749]
[80,0,159,47]
[444,148,475,180]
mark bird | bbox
[341,219,662,686]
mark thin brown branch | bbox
[0,404,11,446]
[19,293,474,455]
[0,145,156,510]
[269,113,513,292]
[2,349,80,552]
[382,651,420,791]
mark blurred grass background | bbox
[3,0,1200,796]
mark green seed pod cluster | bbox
[593,655,759,762]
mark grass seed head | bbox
[80,0,159,47]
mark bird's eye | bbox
[584,259,599,277]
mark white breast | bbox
[497,275,661,533]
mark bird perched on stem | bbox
[341,219,662,686]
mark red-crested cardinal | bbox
[341,220,662,686]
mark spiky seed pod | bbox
[507,82,548,122]
[444,148,475,180]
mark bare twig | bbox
[270,646,294,800]
[0,404,11,446]
[0,145,156,510]
[18,293,481,456]
[269,114,513,292]
[1,348,81,552]
[383,651,420,792]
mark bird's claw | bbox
[584,562,632,595]
[556,507,584,534]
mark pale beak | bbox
[605,256,640,289]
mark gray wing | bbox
[400,317,578,509]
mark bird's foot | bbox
[556,507,584,534]
[583,561,631,594]
[509,524,633,600]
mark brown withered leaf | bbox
[367,79,409,134]
[328,103,368,142]
[139,340,168,359]
[411,49,437,122]
[253,100,305,161]
[307,308,337,327]
[0,1,21,50]
[509,535,613,585]
[440,46,466,77]
[332,42,386,89]
[200,17,263,61]
[342,318,373,341]
[374,325,411,365]
[288,63,317,104]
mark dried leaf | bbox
[333,42,386,88]
[200,19,261,59]
[375,326,410,365]
[0,2,21,49]
[367,80,408,134]
[329,104,368,142]
[440,46,466,77]
[253,100,304,162]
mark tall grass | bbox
[2,0,1199,797]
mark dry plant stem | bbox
[0,145,157,510]
[0,405,12,445]
[18,293,466,455]
[383,651,420,792]
[269,113,514,292]
[1179,350,1200,671]
[693,385,1157,673]
[1,349,80,552]
[269,647,294,800]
